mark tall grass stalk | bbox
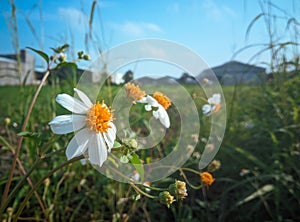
[1,64,51,211]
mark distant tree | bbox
[123,70,134,83]
[179,72,191,84]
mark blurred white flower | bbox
[202,93,221,116]
[131,170,140,181]
[143,181,151,192]
[138,92,171,128]
[49,88,116,167]
[239,168,250,176]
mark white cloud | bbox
[145,23,163,33]
[138,44,168,59]
[58,7,88,31]
[202,0,237,22]
[111,21,163,37]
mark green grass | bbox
[0,78,300,221]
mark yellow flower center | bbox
[153,92,171,110]
[125,83,146,103]
[200,172,215,186]
[86,101,113,133]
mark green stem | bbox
[104,160,165,193]
[179,168,203,190]
[130,182,156,199]
[139,183,166,192]
[180,167,201,175]
[13,155,83,221]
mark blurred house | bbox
[111,73,125,85]
[198,61,267,85]
[135,76,180,85]
[0,49,36,85]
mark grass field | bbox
[0,75,299,221]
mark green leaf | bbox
[269,132,278,145]
[0,136,13,150]
[236,184,274,206]
[55,62,77,70]
[120,155,129,163]
[26,47,49,63]
[17,131,40,138]
[129,153,144,181]
[146,157,152,164]
[132,194,141,201]
[245,13,264,41]
[89,1,97,30]
[113,141,122,148]
[60,43,70,51]
[50,47,60,53]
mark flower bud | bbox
[77,51,84,59]
[83,54,91,60]
[176,180,188,199]
[44,178,50,187]
[58,53,66,62]
[122,138,138,149]
[7,207,13,216]
[200,172,215,186]
[207,160,221,172]
[159,191,175,208]
[169,180,188,200]
[5,117,11,125]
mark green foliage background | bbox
[0,71,300,221]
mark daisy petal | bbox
[88,133,108,166]
[110,122,117,134]
[136,96,148,103]
[153,106,170,128]
[152,110,159,119]
[202,104,212,116]
[146,95,159,107]
[159,111,170,128]
[145,104,152,111]
[103,133,113,151]
[56,93,89,114]
[103,123,116,151]
[208,93,221,105]
[49,114,86,134]
[66,128,90,160]
[74,88,93,108]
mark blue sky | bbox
[1,0,299,77]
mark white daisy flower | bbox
[49,88,116,167]
[138,92,171,128]
[202,93,221,116]
[124,83,172,128]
